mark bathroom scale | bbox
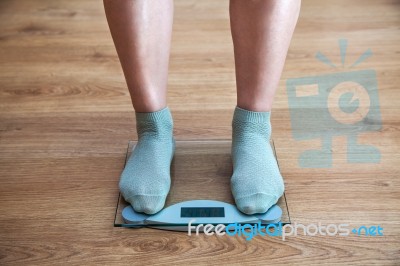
[114,140,291,231]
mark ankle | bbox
[135,107,173,138]
[232,106,271,137]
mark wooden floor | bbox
[1,0,399,265]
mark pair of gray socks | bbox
[119,106,284,215]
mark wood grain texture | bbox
[0,0,399,265]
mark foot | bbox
[119,107,175,214]
[231,106,284,215]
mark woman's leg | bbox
[230,0,300,112]
[104,0,175,214]
[104,0,173,112]
[229,0,300,214]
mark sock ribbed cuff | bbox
[233,106,271,124]
[135,106,172,123]
[135,107,173,137]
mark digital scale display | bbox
[180,207,225,218]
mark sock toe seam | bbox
[127,194,168,198]
[235,192,279,201]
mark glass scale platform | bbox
[114,140,291,228]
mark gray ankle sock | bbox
[119,107,175,214]
[231,106,284,215]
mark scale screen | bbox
[180,207,225,218]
